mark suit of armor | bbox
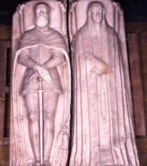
[17,3,67,166]
[18,28,64,95]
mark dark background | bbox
[0,0,147,24]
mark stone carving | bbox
[11,0,139,166]
[69,0,139,165]
[10,1,71,166]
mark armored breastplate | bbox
[20,44,63,95]
[31,44,52,65]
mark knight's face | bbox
[91,7,103,24]
[35,4,49,27]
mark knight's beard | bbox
[36,16,48,27]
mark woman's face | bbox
[91,7,103,24]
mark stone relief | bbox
[10,0,139,166]
[69,0,139,166]
[11,1,71,166]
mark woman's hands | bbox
[89,60,112,79]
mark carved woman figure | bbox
[70,2,139,166]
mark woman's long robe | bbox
[70,22,139,166]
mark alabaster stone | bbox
[10,1,71,166]
[69,0,139,165]
[10,0,139,166]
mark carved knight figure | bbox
[10,1,71,166]
[70,1,139,165]
[10,0,139,166]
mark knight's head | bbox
[35,2,50,27]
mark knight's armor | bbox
[18,27,65,95]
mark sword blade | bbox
[38,80,44,165]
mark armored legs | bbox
[24,92,59,166]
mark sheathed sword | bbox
[38,77,44,165]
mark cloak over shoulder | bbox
[10,27,71,166]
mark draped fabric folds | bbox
[70,3,139,166]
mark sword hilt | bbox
[38,77,43,91]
